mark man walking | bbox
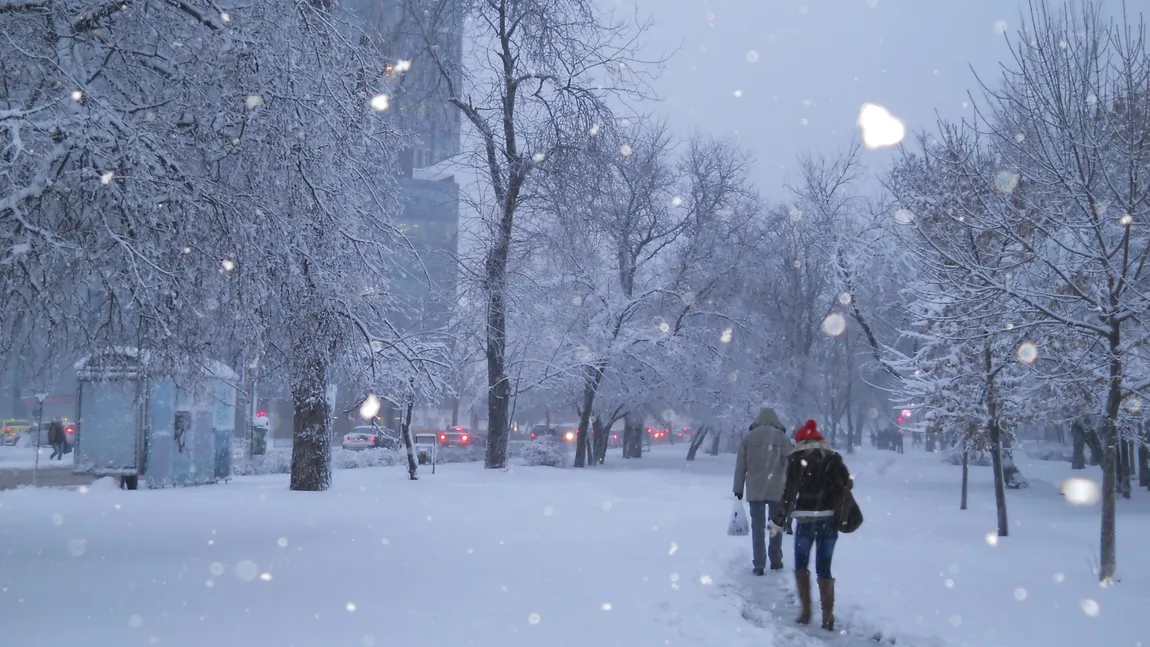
[47,419,66,460]
[733,407,794,575]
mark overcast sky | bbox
[632,0,1034,199]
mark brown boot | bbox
[817,578,835,631]
[794,570,812,625]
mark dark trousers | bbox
[748,500,784,570]
[794,517,838,579]
[50,442,65,460]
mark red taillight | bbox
[461,435,469,442]
[371,436,377,443]
[530,433,536,438]
[612,434,618,440]
[343,435,350,441]
[440,434,446,441]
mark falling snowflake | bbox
[259,572,273,581]
[837,292,852,306]
[720,328,733,343]
[601,602,613,611]
[985,532,999,547]
[67,539,87,557]
[346,602,358,612]
[1013,587,1028,601]
[245,95,264,110]
[234,560,258,581]
[99,171,115,185]
[857,103,905,149]
[1013,133,1025,143]
[746,51,759,63]
[128,615,144,629]
[821,313,847,337]
[1119,213,1133,226]
[532,152,546,163]
[589,123,601,136]
[619,143,633,157]
[1085,94,1098,106]
[395,59,412,73]
[528,612,541,625]
[668,542,679,556]
[1060,477,1100,505]
[671,196,683,207]
[1079,599,1100,617]
[892,208,915,225]
[791,259,802,269]
[700,575,713,585]
[1016,342,1038,365]
[788,205,803,222]
[70,90,84,102]
[359,394,381,420]
[733,89,744,98]
[220,12,231,23]
[221,259,236,272]
[994,170,1020,194]
[370,94,390,111]
[993,19,1009,34]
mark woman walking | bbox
[773,419,852,631]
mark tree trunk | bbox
[1098,330,1123,583]
[622,412,643,459]
[573,366,604,468]
[988,418,1009,537]
[401,394,418,480]
[1071,419,1087,469]
[450,396,459,427]
[686,427,709,461]
[591,415,608,465]
[289,354,332,492]
[708,429,721,456]
[960,448,969,511]
[1117,436,1132,499]
[984,346,1008,537]
[1139,420,1150,489]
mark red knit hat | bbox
[795,419,823,442]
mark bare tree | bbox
[405,0,657,468]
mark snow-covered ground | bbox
[0,445,1145,647]
[0,445,74,469]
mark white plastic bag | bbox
[727,499,750,536]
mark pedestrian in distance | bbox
[733,407,793,575]
[774,419,853,631]
[47,419,66,460]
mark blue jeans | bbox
[793,517,838,579]
[747,501,784,570]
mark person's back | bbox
[733,407,793,574]
[775,420,851,631]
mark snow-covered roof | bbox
[74,348,238,381]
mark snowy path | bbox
[1,444,1146,647]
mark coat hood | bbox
[752,407,785,432]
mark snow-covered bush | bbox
[941,448,992,467]
[520,437,570,467]
[1022,441,1074,463]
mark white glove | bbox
[767,520,784,536]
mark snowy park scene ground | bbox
[2,445,1145,647]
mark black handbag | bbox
[835,486,863,533]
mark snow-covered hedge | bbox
[1021,441,1074,463]
[519,436,570,467]
[941,448,992,467]
[231,444,498,477]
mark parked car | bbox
[341,426,399,451]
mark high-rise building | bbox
[339,1,465,431]
[342,0,463,333]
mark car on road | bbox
[437,427,476,447]
[342,426,399,451]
